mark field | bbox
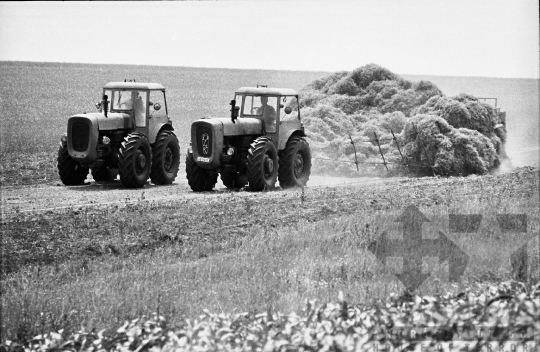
[1,61,539,350]
[0,61,538,185]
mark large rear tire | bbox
[150,130,180,185]
[57,143,89,185]
[186,153,218,192]
[118,132,152,188]
[247,137,278,191]
[278,136,311,189]
[91,165,118,183]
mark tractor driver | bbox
[132,91,146,127]
[256,96,277,132]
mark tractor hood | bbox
[66,112,132,165]
[191,117,263,169]
[209,117,263,136]
[70,112,133,131]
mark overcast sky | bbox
[0,0,538,78]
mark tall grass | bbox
[2,174,538,341]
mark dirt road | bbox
[1,175,393,218]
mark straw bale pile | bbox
[301,64,508,176]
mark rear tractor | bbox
[57,82,180,188]
[186,86,311,191]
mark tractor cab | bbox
[232,87,301,146]
[97,82,171,139]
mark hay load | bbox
[300,64,508,176]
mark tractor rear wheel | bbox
[57,143,89,185]
[118,132,152,188]
[278,136,311,188]
[186,153,218,192]
[247,137,278,191]
[150,130,180,185]
[91,165,118,182]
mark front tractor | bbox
[186,86,311,192]
[57,82,180,188]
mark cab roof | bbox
[235,87,298,96]
[103,82,166,90]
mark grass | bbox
[2,167,538,343]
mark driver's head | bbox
[131,91,138,99]
[260,96,268,105]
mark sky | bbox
[0,0,538,79]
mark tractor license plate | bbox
[197,157,210,162]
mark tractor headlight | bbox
[187,144,193,154]
[102,136,111,145]
[226,147,235,156]
[60,133,67,143]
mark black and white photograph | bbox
[1,1,539,350]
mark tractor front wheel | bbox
[57,143,89,185]
[118,132,152,188]
[278,136,311,188]
[150,130,180,185]
[247,137,278,191]
[186,153,218,192]
[91,165,118,183]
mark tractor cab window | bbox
[243,95,277,133]
[113,90,134,110]
[243,95,262,116]
[234,95,243,115]
[149,90,167,119]
[280,96,299,121]
[112,90,147,127]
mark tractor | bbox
[186,86,311,192]
[57,81,180,188]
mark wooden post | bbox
[373,132,388,171]
[391,129,409,174]
[348,133,359,171]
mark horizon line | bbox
[2,60,539,81]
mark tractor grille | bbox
[196,126,212,157]
[72,121,90,152]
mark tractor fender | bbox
[278,128,306,151]
[149,122,174,144]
